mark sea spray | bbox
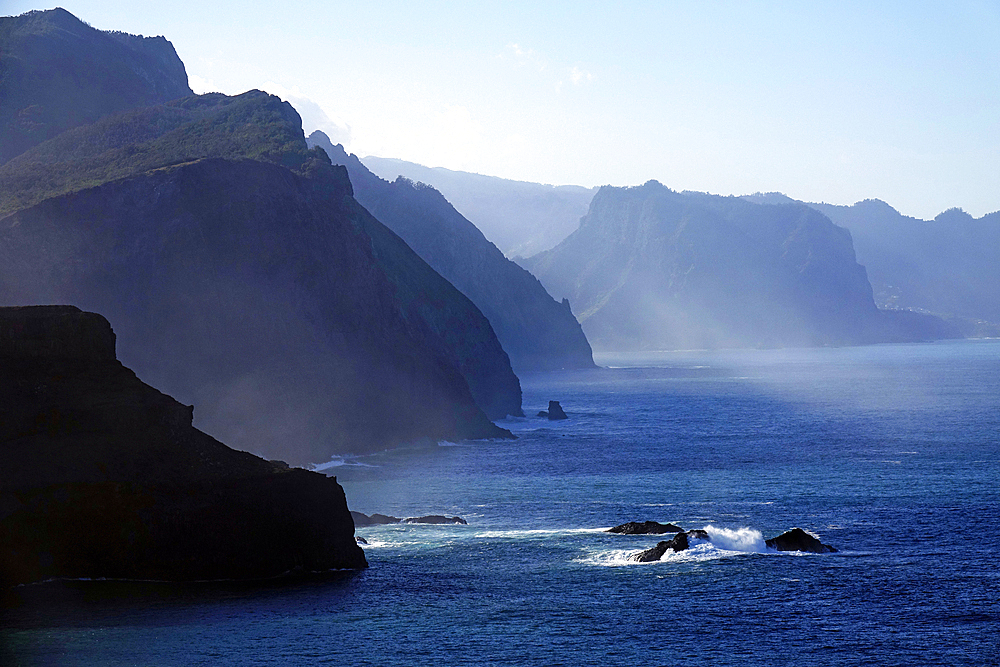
[704,526,768,553]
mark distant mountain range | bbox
[523,182,956,351]
[744,193,1000,335]
[362,155,596,259]
[311,132,595,373]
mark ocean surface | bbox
[3,339,999,665]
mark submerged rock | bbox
[608,521,683,535]
[765,528,837,553]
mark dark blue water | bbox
[4,340,1000,665]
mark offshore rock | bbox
[351,512,401,527]
[629,530,710,561]
[608,521,683,535]
[545,401,568,420]
[351,511,467,526]
[0,306,366,588]
[765,528,837,553]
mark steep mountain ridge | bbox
[0,8,192,164]
[0,152,514,463]
[311,132,594,373]
[744,193,1000,334]
[0,80,520,462]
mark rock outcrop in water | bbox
[0,306,367,587]
[628,527,836,561]
[309,132,595,374]
[608,521,683,535]
[537,400,568,420]
[630,530,710,561]
[350,512,468,527]
[764,528,837,553]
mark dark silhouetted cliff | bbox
[0,306,366,587]
[0,8,192,165]
[524,182,956,351]
[311,132,595,373]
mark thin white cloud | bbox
[502,42,547,71]
[569,66,593,85]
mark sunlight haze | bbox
[6,0,999,218]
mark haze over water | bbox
[6,339,998,665]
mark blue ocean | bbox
[4,340,999,665]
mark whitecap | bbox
[703,525,768,553]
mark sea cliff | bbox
[0,306,367,587]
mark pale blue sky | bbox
[6,1,1000,218]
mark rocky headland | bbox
[0,306,366,588]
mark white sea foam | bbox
[703,525,768,553]
[310,456,375,472]
[474,527,608,540]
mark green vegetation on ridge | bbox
[0,91,315,218]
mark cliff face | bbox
[0,306,366,587]
[0,8,192,165]
[311,132,595,374]
[809,200,1000,334]
[0,155,511,464]
[0,80,521,462]
[524,182,955,351]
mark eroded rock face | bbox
[0,8,193,165]
[0,306,367,587]
[0,153,512,464]
[765,528,838,553]
[608,521,683,535]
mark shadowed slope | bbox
[312,132,594,374]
